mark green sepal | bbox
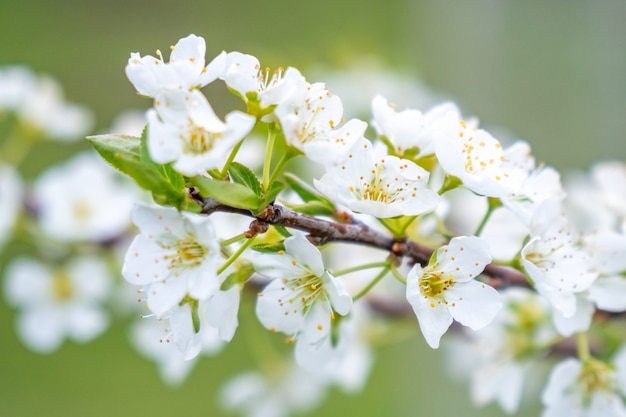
[190,176,263,212]
[87,132,187,209]
[273,226,292,238]
[438,174,463,195]
[229,162,263,197]
[261,180,285,208]
[251,240,286,253]
[220,259,255,291]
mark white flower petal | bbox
[446,280,502,330]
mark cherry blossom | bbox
[147,89,255,175]
[406,236,501,348]
[4,256,112,353]
[122,203,221,317]
[314,140,440,218]
[125,34,226,98]
[254,233,352,346]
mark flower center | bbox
[52,272,74,300]
[420,266,455,303]
[287,274,325,312]
[163,235,208,270]
[72,200,92,222]
[257,66,284,92]
[578,359,617,405]
[183,122,223,155]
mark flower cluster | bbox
[5,33,626,417]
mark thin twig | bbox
[192,192,530,289]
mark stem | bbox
[219,138,246,179]
[219,232,247,248]
[333,261,390,277]
[474,197,501,236]
[576,332,591,362]
[267,152,291,187]
[353,266,390,301]
[194,196,530,289]
[262,127,276,192]
[217,235,256,275]
[389,263,407,284]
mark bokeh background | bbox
[2,0,626,416]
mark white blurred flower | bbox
[33,151,137,242]
[4,256,112,353]
[0,65,93,140]
[295,310,373,393]
[254,233,352,346]
[311,59,442,119]
[406,236,501,348]
[445,287,556,414]
[314,140,440,218]
[0,164,22,249]
[0,65,38,111]
[108,109,147,137]
[125,34,226,98]
[221,362,327,417]
[542,356,626,417]
[18,75,94,141]
[130,313,202,386]
[147,89,255,175]
[122,203,221,317]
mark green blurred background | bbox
[2,0,626,416]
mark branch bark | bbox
[192,192,530,289]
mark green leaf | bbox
[191,176,263,211]
[229,162,262,197]
[87,133,142,174]
[87,132,188,209]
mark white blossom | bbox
[254,233,352,346]
[221,52,308,112]
[275,82,367,165]
[314,140,440,218]
[125,34,226,98]
[434,113,527,198]
[500,141,565,225]
[147,89,255,175]
[122,203,221,317]
[371,95,459,158]
[406,236,501,348]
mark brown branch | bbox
[192,191,530,289]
